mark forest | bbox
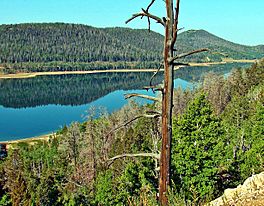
[0,23,263,73]
[0,59,263,205]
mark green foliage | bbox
[57,189,90,206]
[95,171,115,205]
[172,93,224,202]
[0,60,263,205]
[177,30,264,62]
[240,103,264,177]
[0,23,262,73]
[2,139,67,205]
[225,102,264,181]
[0,194,12,206]
[0,23,162,73]
[114,160,156,204]
[167,185,188,206]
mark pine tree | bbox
[171,93,223,202]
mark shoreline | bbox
[0,60,256,79]
[0,59,257,144]
[0,133,54,147]
[0,68,162,79]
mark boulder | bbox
[208,172,264,206]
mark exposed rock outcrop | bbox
[208,172,264,206]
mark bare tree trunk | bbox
[159,0,175,204]
[124,1,208,204]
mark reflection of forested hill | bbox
[0,63,250,108]
[0,73,162,108]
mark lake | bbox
[0,63,250,141]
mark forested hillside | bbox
[0,23,162,73]
[177,29,264,62]
[0,23,263,73]
[0,59,263,205]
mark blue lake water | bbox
[0,63,249,141]
[0,74,191,141]
[0,89,153,140]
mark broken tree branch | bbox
[149,63,163,89]
[145,0,156,31]
[145,110,162,116]
[126,9,165,27]
[105,113,161,138]
[172,62,190,67]
[143,85,163,92]
[138,0,157,31]
[169,48,209,64]
[147,13,151,31]
[146,0,156,11]
[171,0,180,48]
[124,93,159,101]
[108,153,160,162]
[148,61,189,91]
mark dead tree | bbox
[126,0,208,205]
[108,0,209,205]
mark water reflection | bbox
[0,63,250,140]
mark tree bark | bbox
[159,0,175,205]
[125,1,207,205]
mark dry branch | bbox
[143,85,163,92]
[145,0,156,31]
[171,0,181,48]
[108,153,160,162]
[149,63,163,88]
[126,9,165,27]
[66,179,84,188]
[146,0,156,11]
[173,62,190,67]
[124,93,159,101]
[105,113,160,138]
[145,110,162,116]
[169,48,209,63]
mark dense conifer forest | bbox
[0,23,263,73]
[0,59,263,205]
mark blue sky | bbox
[1,0,263,45]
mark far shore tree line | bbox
[0,22,263,74]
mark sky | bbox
[0,0,263,46]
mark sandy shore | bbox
[0,133,54,148]
[0,60,256,79]
[0,69,160,79]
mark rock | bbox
[208,172,264,206]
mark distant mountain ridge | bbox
[0,23,263,73]
[176,29,264,62]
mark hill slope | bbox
[0,23,263,73]
[0,23,162,63]
[176,29,264,62]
